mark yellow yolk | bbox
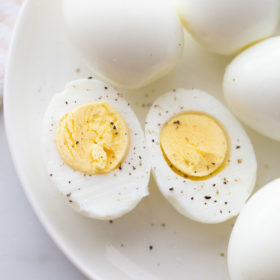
[55,102,129,174]
[160,113,228,177]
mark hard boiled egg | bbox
[41,79,150,220]
[223,36,280,141]
[145,89,257,223]
[228,179,280,280]
[172,0,279,55]
[63,0,184,89]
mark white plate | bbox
[4,0,280,279]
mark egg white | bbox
[223,36,280,141]
[63,0,184,89]
[41,79,150,220]
[228,178,280,280]
[172,0,279,55]
[145,89,257,223]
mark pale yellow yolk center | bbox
[160,113,228,178]
[55,102,129,174]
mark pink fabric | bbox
[0,0,23,104]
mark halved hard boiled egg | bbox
[41,79,150,220]
[145,89,257,223]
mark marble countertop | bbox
[0,108,87,279]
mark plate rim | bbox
[4,0,101,279]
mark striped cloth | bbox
[0,0,23,105]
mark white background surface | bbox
[0,108,87,279]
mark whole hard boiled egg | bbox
[228,179,280,280]
[63,0,184,89]
[223,36,280,141]
[172,0,279,55]
[145,89,257,224]
[41,79,150,220]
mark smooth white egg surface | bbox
[172,0,279,55]
[223,36,280,141]
[145,89,257,223]
[63,0,184,89]
[228,178,280,280]
[41,79,150,220]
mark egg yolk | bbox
[55,102,129,174]
[160,113,228,178]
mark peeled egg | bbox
[145,89,257,223]
[63,0,184,89]
[41,79,150,220]
[228,179,280,280]
[223,36,280,141]
[172,0,279,55]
